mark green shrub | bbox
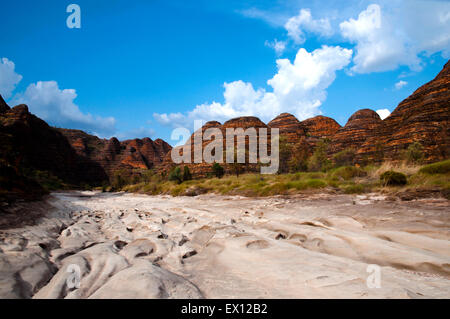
[304,172,326,179]
[332,166,367,180]
[168,167,182,184]
[170,183,188,196]
[263,182,289,195]
[418,160,450,175]
[286,180,305,190]
[343,184,365,194]
[333,148,355,167]
[380,171,407,186]
[212,163,225,178]
[111,171,127,190]
[305,179,327,188]
[308,139,331,172]
[288,139,309,172]
[182,166,192,181]
[286,179,327,190]
[404,142,424,164]
[31,170,65,190]
[278,136,292,173]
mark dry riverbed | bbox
[0,191,449,298]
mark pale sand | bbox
[0,191,449,298]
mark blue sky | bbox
[0,0,449,144]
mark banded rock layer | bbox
[330,109,383,155]
[161,60,449,175]
[59,129,172,178]
[161,116,271,177]
[356,61,450,163]
[0,97,172,201]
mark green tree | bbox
[225,146,248,177]
[111,171,127,190]
[212,163,224,178]
[308,139,331,172]
[405,141,424,164]
[288,138,309,172]
[182,166,192,181]
[333,148,355,167]
[168,167,182,184]
[278,136,292,174]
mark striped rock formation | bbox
[301,115,341,140]
[59,129,172,178]
[161,116,271,177]
[356,60,450,163]
[330,109,383,155]
[268,113,306,144]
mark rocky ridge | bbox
[59,129,171,178]
[0,60,449,190]
[0,97,172,201]
[161,61,449,175]
[356,61,450,163]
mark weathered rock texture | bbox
[330,109,383,155]
[162,61,449,175]
[0,97,171,201]
[1,60,449,192]
[301,115,341,139]
[1,191,449,299]
[59,129,171,178]
[161,116,271,177]
[268,113,306,144]
[0,100,107,201]
[0,95,10,114]
[356,61,450,163]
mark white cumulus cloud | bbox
[13,81,116,137]
[285,9,333,44]
[376,108,391,120]
[265,39,287,55]
[340,2,450,73]
[394,80,408,90]
[154,45,352,129]
[0,57,23,99]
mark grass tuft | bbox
[418,160,450,175]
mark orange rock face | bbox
[59,129,172,178]
[0,101,108,193]
[161,60,449,175]
[356,61,450,163]
[268,113,306,144]
[330,109,382,155]
[0,95,9,114]
[1,59,449,194]
[160,116,271,177]
[300,115,341,139]
[0,98,172,199]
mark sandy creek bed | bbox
[0,191,449,298]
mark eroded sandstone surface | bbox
[1,192,449,299]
